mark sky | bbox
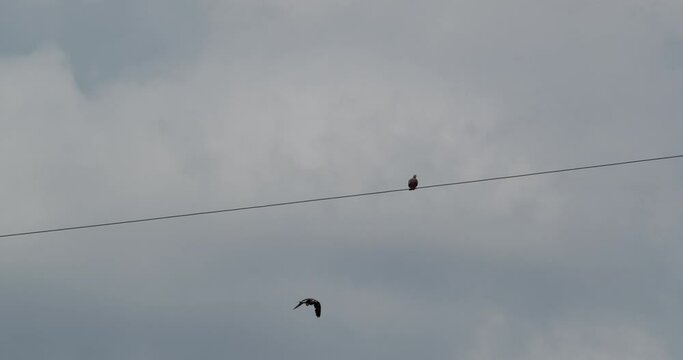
[1,0,682,359]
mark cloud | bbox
[466,316,672,360]
[0,0,210,90]
[1,0,682,359]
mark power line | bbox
[1,154,681,239]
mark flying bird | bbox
[293,298,321,318]
[408,175,418,190]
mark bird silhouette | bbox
[293,298,321,318]
[408,175,418,190]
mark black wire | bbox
[1,154,681,238]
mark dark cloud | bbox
[1,0,682,359]
[0,0,209,91]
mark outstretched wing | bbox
[314,302,321,318]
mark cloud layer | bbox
[1,1,682,359]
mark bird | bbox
[293,298,321,318]
[408,175,418,190]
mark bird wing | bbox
[314,302,321,318]
[408,178,418,189]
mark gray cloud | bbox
[0,0,210,91]
[1,0,682,359]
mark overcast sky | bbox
[1,0,682,359]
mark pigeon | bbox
[408,175,418,190]
[293,298,321,318]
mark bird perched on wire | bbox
[408,175,418,190]
[293,298,321,318]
